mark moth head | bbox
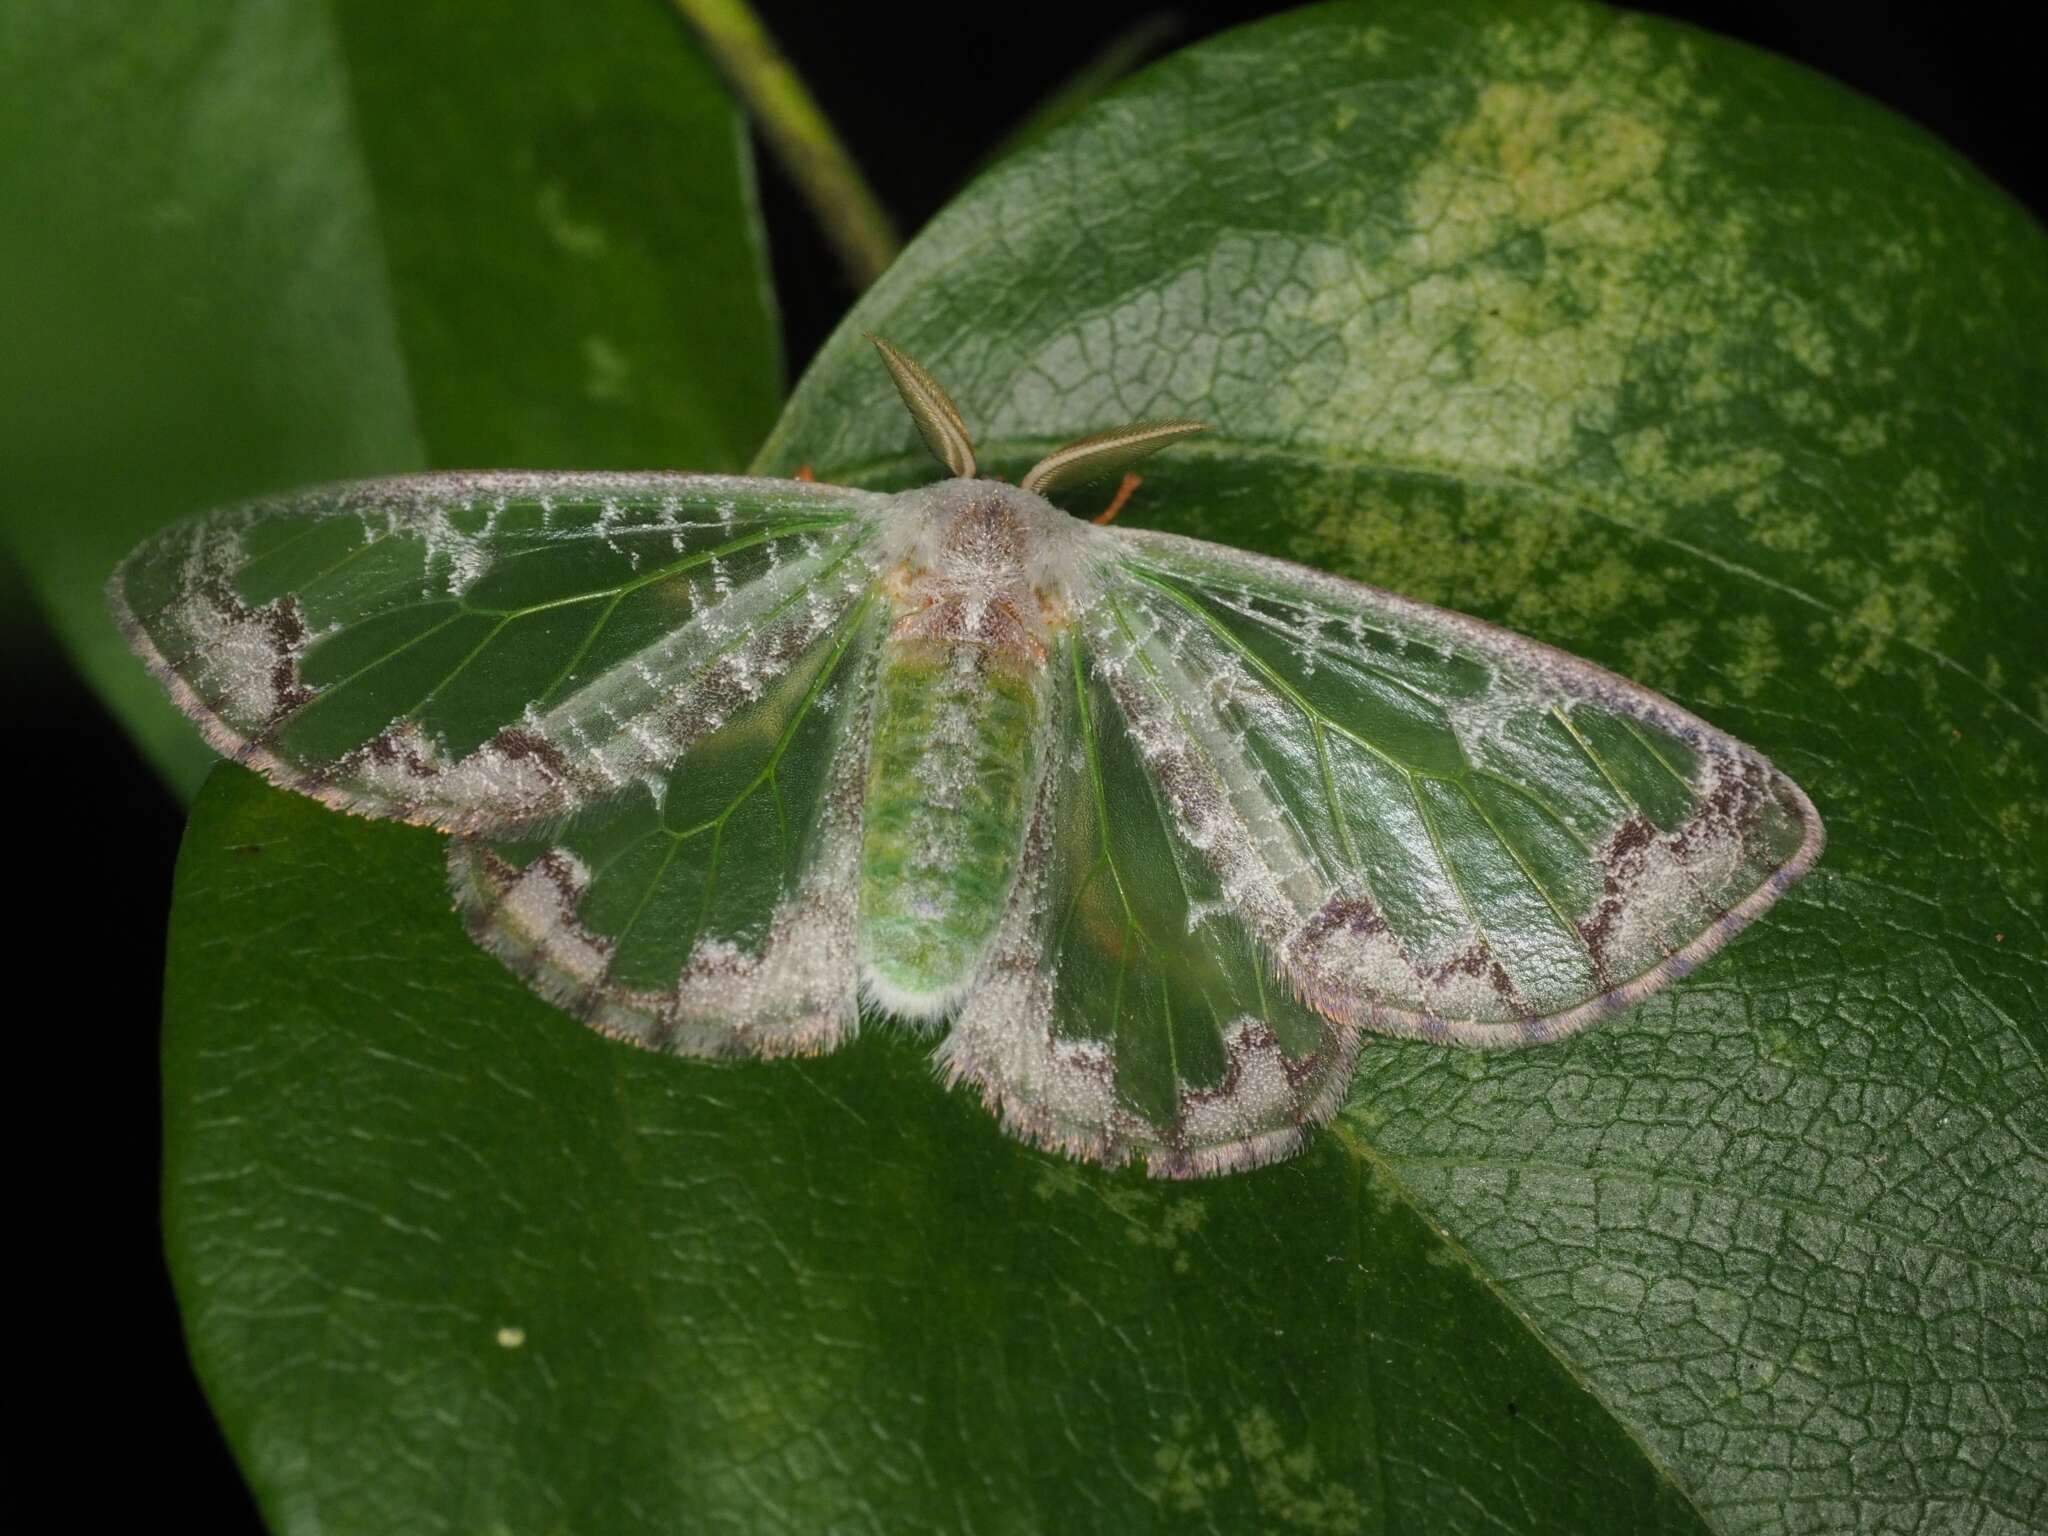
[868,335,1207,497]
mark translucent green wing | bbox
[447,592,881,1058]
[1089,528,1823,1049]
[944,526,1820,1174]
[939,636,1364,1177]
[110,472,887,832]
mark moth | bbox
[112,337,1823,1177]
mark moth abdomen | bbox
[857,632,1050,1020]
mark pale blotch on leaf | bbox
[1824,580,1956,692]
[1619,617,1700,692]
[1235,1407,1366,1535]
[535,180,610,259]
[1127,1194,1210,1272]
[1829,411,1890,455]
[1305,476,1663,640]
[1145,1412,1233,1515]
[582,335,631,403]
[1718,612,1783,701]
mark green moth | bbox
[111,338,1822,1177]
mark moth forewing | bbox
[1096,527,1824,1049]
[107,471,893,834]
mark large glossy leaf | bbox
[0,0,779,796]
[162,1,2046,1530]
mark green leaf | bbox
[174,764,1709,1534]
[0,0,780,797]
[163,0,2047,1530]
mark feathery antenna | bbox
[868,335,977,479]
[1021,420,1206,496]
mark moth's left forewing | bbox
[110,471,888,832]
[1092,528,1823,1050]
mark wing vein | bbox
[473,517,860,621]
[1457,781,1596,962]
[1407,774,1493,957]
[1070,640,1134,924]
[1618,714,1697,790]
[1121,566,1412,776]
[1312,720,1363,874]
[1106,577,1333,891]
[285,611,467,703]
[1550,705,1639,816]
[1466,768,1597,855]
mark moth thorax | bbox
[938,495,1032,570]
[884,494,1066,665]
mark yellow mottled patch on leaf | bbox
[1235,1406,1367,1535]
[1720,612,1783,699]
[1304,476,1663,637]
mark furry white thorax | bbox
[874,477,1103,632]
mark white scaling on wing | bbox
[1583,749,1774,982]
[1085,575,1328,941]
[485,849,613,990]
[152,520,293,734]
[1187,577,1405,692]
[333,717,552,828]
[1436,670,1566,769]
[534,528,876,807]
[650,691,870,1056]
[594,496,639,567]
[1206,583,1338,679]
[416,498,497,596]
[1175,1020,1304,1161]
[1286,903,1431,1026]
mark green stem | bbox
[665,0,900,288]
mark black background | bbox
[13,2,2040,1527]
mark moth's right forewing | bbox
[110,472,890,833]
[1094,528,1823,1047]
